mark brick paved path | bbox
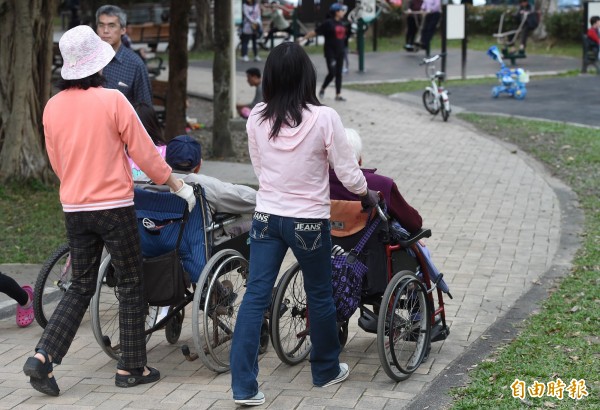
[0,79,563,409]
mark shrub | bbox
[467,5,513,36]
[545,9,582,43]
[376,6,404,37]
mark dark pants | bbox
[406,14,421,46]
[0,272,28,306]
[36,207,148,370]
[322,52,344,95]
[263,26,293,44]
[241,33,258,57]
[421,12,441,56]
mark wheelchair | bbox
[89,183,265,373]
[269,200,452,381]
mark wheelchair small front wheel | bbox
[165,308,185,344]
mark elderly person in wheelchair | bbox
[165,135,256,242]
[329,128,424,300]
[151,135,257,321]
[92,136,258,372]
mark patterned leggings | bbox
[36,206,147,370]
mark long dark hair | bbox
[259,42,321,139]
[134,102,167,146]
[56,72,105,90]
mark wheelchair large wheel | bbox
[377,271,431,381]
[34,244,71,328]
[422,90,439,115]
[90,255,158,361]
[270,262,312,366]
[192,249,248,373]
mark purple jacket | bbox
[329,168,423,234]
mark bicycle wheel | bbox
[377,271,431,381]
[34,244,71,328]
[90,255,158,361]
[422,90,439,115]
[270,262,312,366]
[440,96,450,122]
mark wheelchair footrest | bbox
[430,321,450,343]
[358,312,378,334]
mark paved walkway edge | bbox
[404,120,585,410]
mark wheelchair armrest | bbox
[213,212,241,224]
[397,228,431,248]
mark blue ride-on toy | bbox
[487,46,528,100]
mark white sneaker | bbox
[242,55,249,62]
[254,55,261,62]
[234,391,265,406]
[318,363,349,387]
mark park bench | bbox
[581,34,600,74]
[151,79,168,126]
[128,22,170,52]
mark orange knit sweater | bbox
[43,87,171,212]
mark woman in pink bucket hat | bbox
[22,25,196,397]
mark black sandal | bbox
[23,349,60,396]
[115,366,160,388]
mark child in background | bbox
[0,271,35,327]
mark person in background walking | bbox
[300,3,349,101]
[0,272,35,328]
[229,41,379,406]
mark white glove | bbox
[171,180,196,212]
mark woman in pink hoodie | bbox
[230,42,379,406]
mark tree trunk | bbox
[212,0,234,157]
[0,0,56,182]
[534,0,555,41]
[164,0,191,140]
[192,0,214,51]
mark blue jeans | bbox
[230,213,341,400]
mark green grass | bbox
[345,70,580,95]
[185,33,582,62]
[448,115,600,409]
[0,181,66,264]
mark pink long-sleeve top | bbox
[43,87,171,212]
[247,103,367,219]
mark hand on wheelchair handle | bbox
[360,189,381,212]
[171,180,196,212]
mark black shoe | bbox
[115,366,160,388]
[23,350,60,397]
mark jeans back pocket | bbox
[294,220,323,251]
[250,212,270,240]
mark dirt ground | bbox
[186,96,250,164]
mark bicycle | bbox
[420,53,451,122]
